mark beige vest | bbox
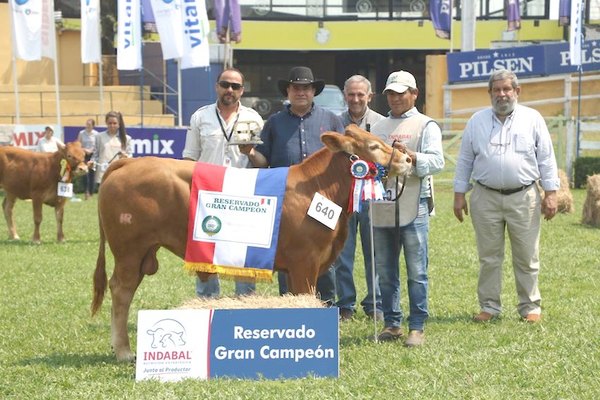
[371,114,432,227]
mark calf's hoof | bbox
[115,348,136,363]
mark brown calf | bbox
[0,142,88,243]
[91,125,412,361]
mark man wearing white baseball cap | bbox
[382,70,418,94]
[370,70,445,347]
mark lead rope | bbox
[367,123,380,342]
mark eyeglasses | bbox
[489,114,514,147]
[218,81,243,91]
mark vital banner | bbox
[117,0,142,70]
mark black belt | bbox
[476,181,535,195]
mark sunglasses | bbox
[218,81,243,91]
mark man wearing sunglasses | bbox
[183,67,264,298]
[453,69,559,324]
[240,66,344,305]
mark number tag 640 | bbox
[307,192,342,230]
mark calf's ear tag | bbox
[350,160,369,179]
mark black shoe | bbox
[339,308,355,321]
[377,327,404,342]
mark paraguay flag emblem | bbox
[184,163,289,281]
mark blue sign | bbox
[64,126,187,159]
[447,40,600,83]
[209,308,339,379]
[544,40,600,75]
[447,45,546,83]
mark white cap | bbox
[383,71,417,93]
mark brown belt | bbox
[476,181,535,195]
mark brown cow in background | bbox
[91,125,413,361]
[0,142,88,243]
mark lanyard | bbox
[216,108,240,141]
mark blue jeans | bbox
[334,202,382,314]
[195,276,255,297]
[373,198,430,331]
[278,267,336,306]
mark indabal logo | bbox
[146,319,187,349]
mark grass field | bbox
[1,182,599,399]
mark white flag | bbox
[10,0,43,61]
[569,0,583,66]
[81,0,101,63]
[180,0,210,69]
[41,0,56,60]
[117,0,142,70]
[150,0,185,60]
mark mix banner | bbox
[2,124,188,156]
[63,125,187,158]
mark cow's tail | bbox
[91,215,107,316]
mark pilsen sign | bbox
[447,40,600,83]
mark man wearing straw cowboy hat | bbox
[240,66,345,305]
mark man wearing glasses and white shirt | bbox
[183,67,264,298]
[453,69,559,324]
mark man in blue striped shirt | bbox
[241,66,344,304]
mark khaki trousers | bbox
[470,183,542,317]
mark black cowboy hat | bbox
[277,66,325,97]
